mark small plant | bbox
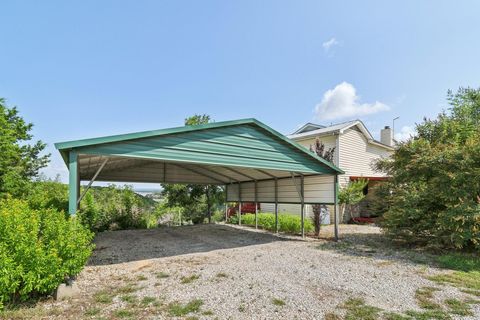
[120,294,137,304]
[272,298,285,306]
[84,307,101,316]
[155,272,170,279]
[444,298,473,316]
[117,284,139,294]
[168,299,203,316]
[113,309,134,318]
[216,272,228,278]
[93,290,115,304]
[141,296,157,306]
[181,274,200,284]
[340,298,382,320]
[238,304,246,312]
[415,287,441,310]
[136,275,148,281]
[202,310,214,315]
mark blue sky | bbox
[1,1,479,189]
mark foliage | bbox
[229,212,314,234]
[0,99,49,198]
[161,115,224,224]
[339,179,369,222]
[310,138,336,235]
[375,87,480,250]
[0,198,94,309]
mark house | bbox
[261,120,395,223]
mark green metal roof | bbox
[55,118,343,184]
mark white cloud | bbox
[394,126,415,141]
[314,82,390,120]
[322,37,339,52]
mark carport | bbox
[55,118,344,239]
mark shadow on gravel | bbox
[88,224,291,266]
[317,230,439,267]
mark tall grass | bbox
[229,212,313,234]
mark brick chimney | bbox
[380,126,393,146]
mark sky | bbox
[1,1,479,190]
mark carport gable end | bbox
[54,118,343,216]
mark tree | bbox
[161,114,224,224]
[338,178,369,222]
[310,138,336,236]
[375,87,480,249]
[0,98,49,197]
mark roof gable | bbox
[56,119,344,175]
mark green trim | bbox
[68,151,78,215]
[55,118,344,174]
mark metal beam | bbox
[221,166,256,181]
[197,165,239,183]
[172,163,227,184]
[301,175,305,238]
[255,168,276,179]
[274,178,278,233]
[254,180,258,229]
[238,182,242,225]
[77,157,108,205]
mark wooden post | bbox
[274,178,278,233]
[68,151,79,215]
[334,174,339,241]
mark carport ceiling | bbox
[55,118,343,186]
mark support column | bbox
[254,180,258,229]
[300,175,305,239]
[274,178,278,233]
[224,185,228,222]
[238,182,242,226]
[334,174,339,241]
[68,151,79,215]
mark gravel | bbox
[52,223,475,319]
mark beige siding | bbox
[294,135,339,166]
[338,128,391,186]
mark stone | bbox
[54,282,80,300]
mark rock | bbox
[55,282,80,300]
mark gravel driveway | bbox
[36,223,469,320]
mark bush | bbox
[229,212,313,234]
[0,198,94,309]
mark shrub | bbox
[229,212,313,234]
[0,198,94,309]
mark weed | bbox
[113,309,134,318]
[168,299,203,316]
[117,284,139,294]
[444,298,473,316]
[202,310,214,315]
[272,298,285,306]
[238,304,246,312]
[120,294,137,304]
[415,287,441,310]
[93,290,114,304]
[141,296,157,306]
[216,272,228,278]
[136,275,148,281]
[155,272,170,279]
[84,307,101,316]
[181,274,200,284]
[324,313,342,320]
[340,298,382,320]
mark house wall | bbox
[338,128,391,186]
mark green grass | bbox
[116,284,140,294]
[136,274,148,281]
[120,294,137,304]
[167,299,203,316]
[202,310,214,315]
[84,307,101,316]
[437,253,480,272]
[113,309,134,318]
[341,298,382,320]
[272,298,285,306]
[216,272,228,278]
[415,287,441,310]
[404,309,451,320]
[229,212,314,234]
[181,274,200,284]
[444,298,473,316]
[93,290,114,304]
[155,271,170,279]
[141,296,157,306]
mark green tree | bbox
[0,98,49,197]
[161,115,225,224]
[375,87,480,249]
[339,178,369,222]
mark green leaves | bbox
[0,198,94,308]
[377,87,480,250]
